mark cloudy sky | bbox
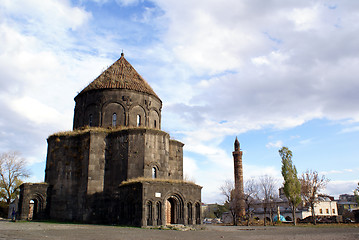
[1,0,358,203]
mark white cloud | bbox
[9,97,64,125]
[25,174,44,183]
[340,126,359,134]
[325,180,358,198]
[251,51,289,67]
[26,156,45,165]
[320,168,358,176]
[183,156,198,182]
[321,170,344,175]
[288,6,320,31]
[153,0,359,130]
[244,165,282,182]
[266,140,283,149]
[115,0,139,6]
[299,138,312,145]
[154,0,267,75]
[2,0,91,42]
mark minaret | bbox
[233,137,245,217]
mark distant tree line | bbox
[220,174,279,226]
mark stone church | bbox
[17,53,202,226]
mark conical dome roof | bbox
[78,53,160,100]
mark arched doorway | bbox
[28,200,35,220]
[165,194,184,225]
[28,193,45,220]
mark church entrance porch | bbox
[18,183,48,221]
[165,194,184,225]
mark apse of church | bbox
[18,53,202,227]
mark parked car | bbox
[344,218,355,223]
[203,218,212,224]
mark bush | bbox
[0,201,9,218]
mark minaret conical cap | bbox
[234,137,240,151]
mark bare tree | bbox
[0,151,30,204]
[244,178,259,226]
[258,175,277,226]
[268,190,279,224]
[299,169,329,225]
[220,180,241,225]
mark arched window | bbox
[154,120,157,128]
[147,201,153,226]
[112,113,117,127]
[195,202,201,224]
[187,202,193,224]
[137,114,141,126]
[89,114,93,127]
[156,202,162,225]
[152,167,157,179]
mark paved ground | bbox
[1,220,359,240]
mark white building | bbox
[250,191,338,222]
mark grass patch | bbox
[145,225,197,231]
[120,177,197,186]
[31,219,86,225]
[295,223,359,228]
[50,126,165,138]
[32,220,143,228]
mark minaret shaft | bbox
[233,138,245,217]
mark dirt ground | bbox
[1,220,359,240]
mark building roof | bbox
[78,53,160,100]
[336,201,358,205]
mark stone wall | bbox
[168,140,184,180]
[45,132,91,221]
[86,182,144,226]
[87,132,106,194]
[104,131,129,192]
